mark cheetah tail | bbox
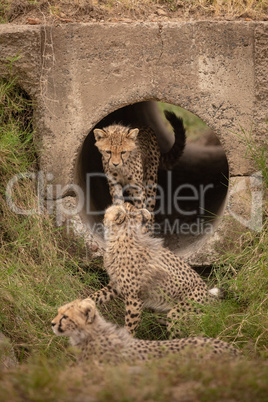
[160,110,186,170]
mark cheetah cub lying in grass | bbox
[94,110,185,214]
[52,299,238,363]
[90,203,220,335]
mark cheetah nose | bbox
[51,322,56,327]
[113,162,119,167]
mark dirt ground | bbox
[2,0,268,25]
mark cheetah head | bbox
[104,203,151,228]
[94,125,139,169]
[51,299,96,337]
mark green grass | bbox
[0,73,105,361]
[0,74,268,400]
[235,125,268,189]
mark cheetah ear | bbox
[94,129,107,142]
[126,128,139,141]
[140,208,151,223]
[78,299,96,323]
[113,206,126,225]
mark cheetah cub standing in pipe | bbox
[93,111,186,214]
[90,203,220,335]
[52,299,238,363]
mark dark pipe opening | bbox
[78,101,229,255]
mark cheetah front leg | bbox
[107,174,124,205]
[125,182,146,210]
[125,296,144,335]
[90,282,119,305]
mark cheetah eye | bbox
[62,315,68,319]
[106,150,111,154]
[121,151,126,155]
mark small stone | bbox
[156,9,167,16]
[27,18,42,25]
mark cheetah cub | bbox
[93,111,185,213]
[90,203,220,335]
[52,299,238,363]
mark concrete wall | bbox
[0,22,267,265]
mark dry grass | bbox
[1,355,268,401]
[0,0,267,23]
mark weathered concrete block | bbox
[0,22,267,265]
